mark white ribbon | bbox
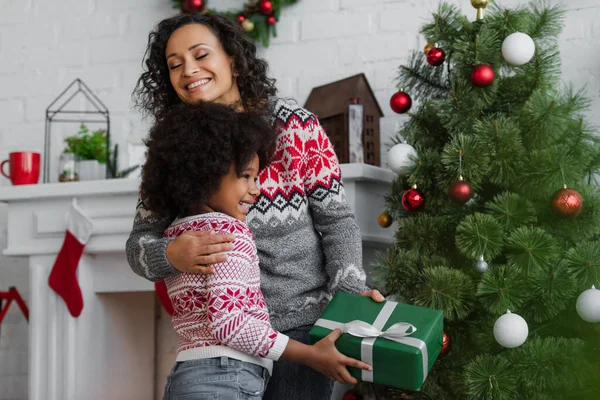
[314,300,428,383]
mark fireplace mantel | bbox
[1,163,396,400]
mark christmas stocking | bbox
[48,199,93,317]
[155,280,174,316]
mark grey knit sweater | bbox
[125,99,368,333]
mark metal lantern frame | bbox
[44,78,110,183]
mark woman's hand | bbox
[165,231,235,274]
[306,329,372,384]
[361,289,385,302]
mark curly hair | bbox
[133,13,277,122]
[140,102,275,218]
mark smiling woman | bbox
[165,24,242,108]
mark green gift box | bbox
[309,292,444,391]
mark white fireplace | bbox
[0,163,396,400]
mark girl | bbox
[140,102,371,400]
[128,13,384,399]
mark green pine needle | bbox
[485,192,537,231]
[473,117,527,188]
[563,241,600,291]
[440,134,490,189]
[477,264,529,316]
[507,337,591,396]
[505,226,561,275]
[465,354,518,400]
[524,261,577,323]
[455,213,505,260]
[414,266,475,321]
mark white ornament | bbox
[493,309,528,348]
[475,255,488,272]
[387,143,417,175]
[576,286,600,323]
[502,32,535,65]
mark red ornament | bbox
[426,47,445,66]
[471,64,495,87]
[267,16,277,26]
[439,331,451,358]
[448,177,472,204]
[390,91,412,114]
[237,15,246,22]
[551,187,583,218]
[183,0,205,13]
[402,186,425,212]
[342,390,364,400]
[258,0,274,15]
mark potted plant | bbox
[63,124,108,181]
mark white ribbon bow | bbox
[344,320,417,342]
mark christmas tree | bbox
[365,1,600,399]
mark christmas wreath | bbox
[172,0,298,47]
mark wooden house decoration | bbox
[304,73,383,166]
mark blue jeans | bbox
[263,325,334,400]
[163,357,269,400]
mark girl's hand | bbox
[165,231,235,274]
[307,329,372,384]
[361,289,385,302]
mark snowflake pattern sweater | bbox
[163,212,289,372]
[126,98,369,333]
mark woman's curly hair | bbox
[133,13,277,121]
[140,102,275,218]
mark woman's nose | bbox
[183,62,199,77]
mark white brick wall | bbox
[1,1,599,398]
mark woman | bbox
[127,13,383,400]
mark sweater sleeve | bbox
[207,228,289,360]
[302,117,370,295]
[125,197,179,282]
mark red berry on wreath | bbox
[237,15,246,23]
[267,16,277,26]
[258,0,274,15]
[183,0,205,13]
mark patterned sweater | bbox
[126,98,369,333]
[163,212,289,372]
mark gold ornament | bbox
[424,43,434,54]
[471,0,489,20]
[242,19,255,32]
[377,212,393,228]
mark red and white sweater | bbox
[163,212,289,372]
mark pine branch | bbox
[477,264,529,315]
[485,192,537,231]
[524,261,577,323]
[440,133,490,189]
[414,266,475,321]
[396,51,450,99]
[563,241,600,291]
[465,354,518,400]
[420,3,472,49]
[455,213,505,260]
[507,337,591,397]
[504,226,561,275]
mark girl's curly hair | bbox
[133,13,277,122]
[140,102,275,219]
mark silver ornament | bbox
[476,255,488,272]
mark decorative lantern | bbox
[44,79,111,183]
